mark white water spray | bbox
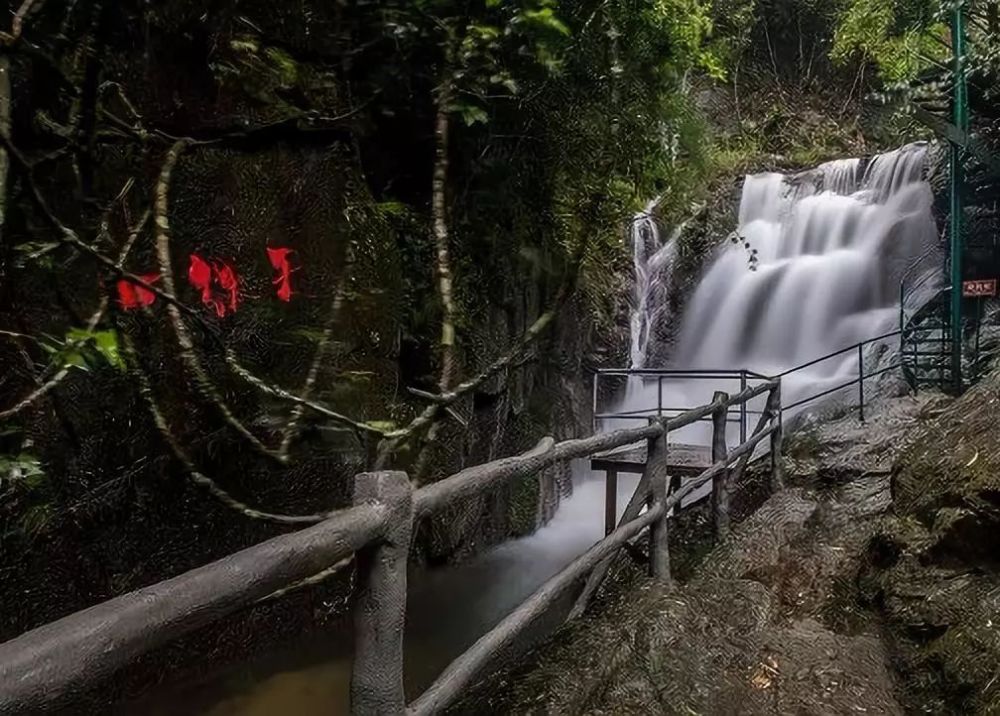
[619,143,939,426]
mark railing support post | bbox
[739,371,748,443]
[604,468,618,536]
[857,343,866,424]
[647,422,672,583]
[710,391,730,540]
[351,471,413,716]
[769,381,784,492]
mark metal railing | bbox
[775,329,902,422]
[592,369,773,443]
[594,331,904,429]
[0,382,784,716]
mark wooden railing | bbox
[0,379,783,716]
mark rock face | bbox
[859,374,1000,714]
[457,396,934,715]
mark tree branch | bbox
[0,207,150,421]
[123,335,337,526]
[374,234,587,469]
[0,0,42,45]
[224,348,387,439]
[0,131,201,320]
[432,95,458,392]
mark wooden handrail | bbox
[0,501,390,715]
[0,378,784,716]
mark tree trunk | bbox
[432,92,458,393]
[0,55,11,238]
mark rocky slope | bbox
[860,375,1000,714]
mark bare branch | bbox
[278,238,357,457]
[0,0,41,45]
[431,101,458,392]
[0,203,150,421]
[374,236,585,469]
[0,132,201,320]
[225,348,387,439]
[124,335,336,526]
[256,556,354,604]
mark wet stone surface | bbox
[455,395,938,715]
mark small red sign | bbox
[962,279,998,298]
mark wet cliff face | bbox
[0,0,634,647]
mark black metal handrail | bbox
[592,369,773,441]
[594,329,905,430]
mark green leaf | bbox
[92,330,124,370]
[521,7,571,36]
[58,328,124,371]
[455,102,489,126]
[19,504,54,538]
[364,420,397,433]
[0,453,45,488]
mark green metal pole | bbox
[949,1,968,393]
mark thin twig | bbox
[256,556,354,603]
[278,238,356,457]
[124,335,338,526]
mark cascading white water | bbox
[628,201,678,371]
[620,142,939,430]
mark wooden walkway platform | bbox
[590,442,712,477]
[591,441,715,535]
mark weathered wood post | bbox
[769,381,784,492]
[710,391,731,540]
[604,468,618,536]
[351,471,413,716]
[647,420,672,583]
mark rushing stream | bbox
[142,144,938,714]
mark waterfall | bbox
[628,201,678,371]
[620,142,939,428]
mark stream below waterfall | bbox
[138,143,939,715]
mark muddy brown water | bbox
[129,463,639,715]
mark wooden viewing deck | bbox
[591,441,752,536]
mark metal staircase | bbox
[900,285,953,389]
[900,274,991,392]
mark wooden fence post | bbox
[351,471,413,716]
[604,468,618,536]
[647,422,672,584]
[769,381,784,492]
[710,391,730,540]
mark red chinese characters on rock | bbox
[266,247,295,302]
[188,254,241,317]
[125,249,295,317]
[117,274,160,310]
